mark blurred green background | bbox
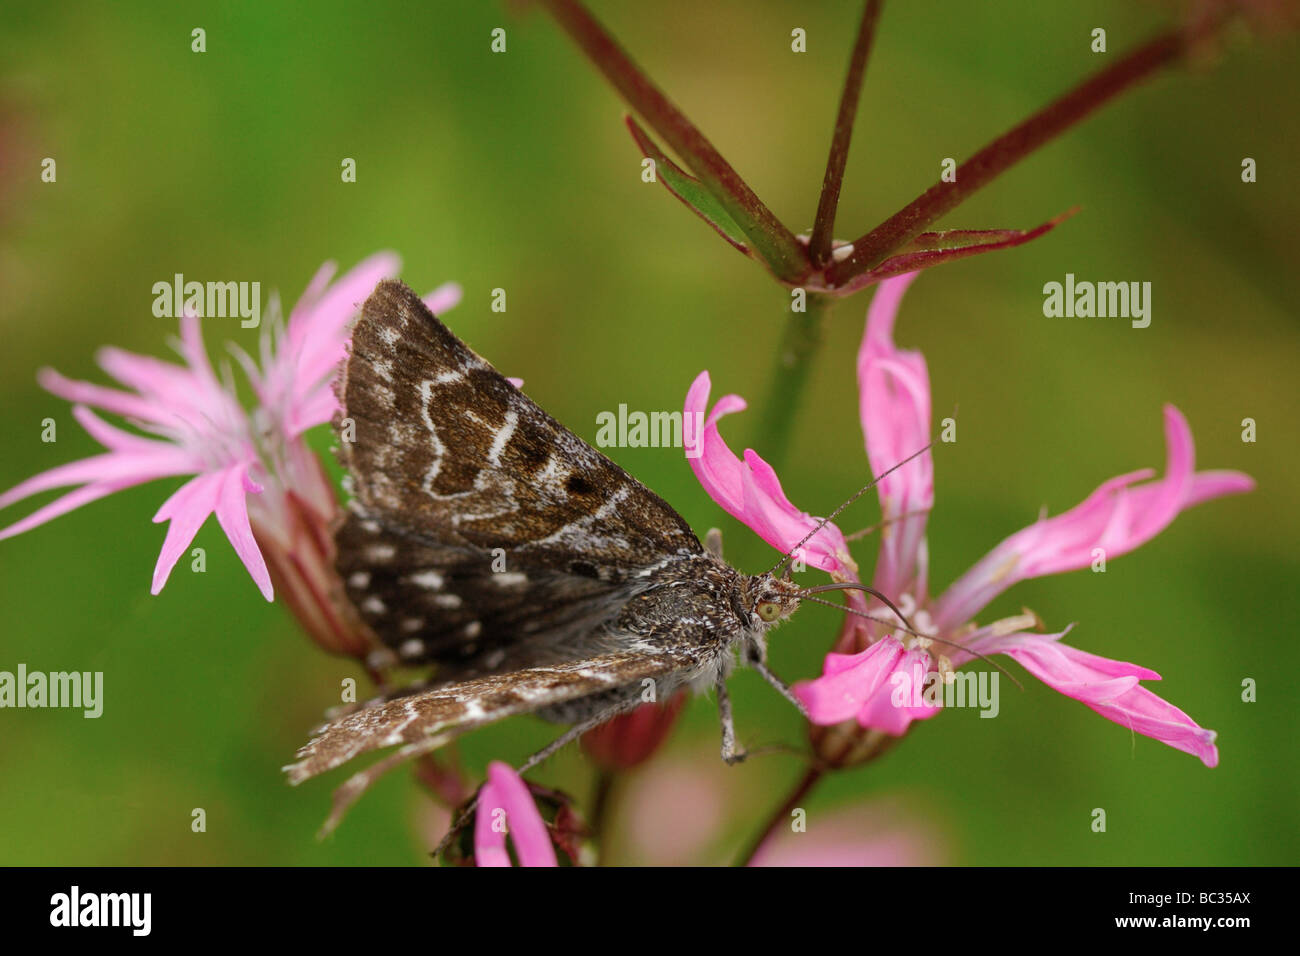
[1,1,1295,866]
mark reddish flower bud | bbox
[580,692,686,770]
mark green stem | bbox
[589,769,616,865]
[754,293,832,466]
[734,766,824,867]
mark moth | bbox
[285,279,921,834]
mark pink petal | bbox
[150,471,225,594]
[0,445,193,513]
[69,406,175,455]
[934,406,1254,630]
[0,478,154,541]
[38,368,167,425]
[473,762,557,868]
[472,782,513,867]
[176,312,221,395]
[286,388,341,440]
[424,282,462,315]
[793,637,906,724]
[973,630,1219,767]
[684,371,854,574]
[212,465,273,601]
[857,272,933,599]
[263,254,403,438]
[288,252,401,394]
[292,260,339,324]
[96,347,213,414]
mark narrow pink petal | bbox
[285,387,340,439]
[424,281,462,315]
[177,312,221,394]
[0,479,147,541]
[741,449,852,571]
[150,472,224,594]
[473,778,513,867]
[857,273,933,599]
[684,371,746,511]
[289,260,339,327]
[684,372,852,573]
[288,252,401,391]
[934,407,1253,630]
[793,637,905,725]
[293,251,398,340]
[211,465,273,601]
[96,347,207,412]
[0,446,195,513]
[38,368,165,424]
[954,623,1162,681]
[69,406,183,456]
[480,762,557,867]
[1183,470,1255,507]
[975,631,1218,766]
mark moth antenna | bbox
[766,440,934,577]
[796,594,927,639]
[796,594,1025,691]
[433,794,479,860]
[843,507,933,543]
[800,581,915,634]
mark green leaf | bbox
[626,117,752,257]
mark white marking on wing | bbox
[487,409,518,466]
[418,379,447,491]
[407,570,445,589]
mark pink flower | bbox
[474,762,558,867]
[0,254,461,604]
[685,273,1253,767]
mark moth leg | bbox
[705,527,724,560]
[433,696,643,859]
[743,640,810,720]
[715,676,747,765]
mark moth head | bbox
[746,574,803,628]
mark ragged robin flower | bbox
[684,272,1253,769]
[0,253,461,659]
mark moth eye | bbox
[756,601,782,623]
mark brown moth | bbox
[285,280,917,835]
